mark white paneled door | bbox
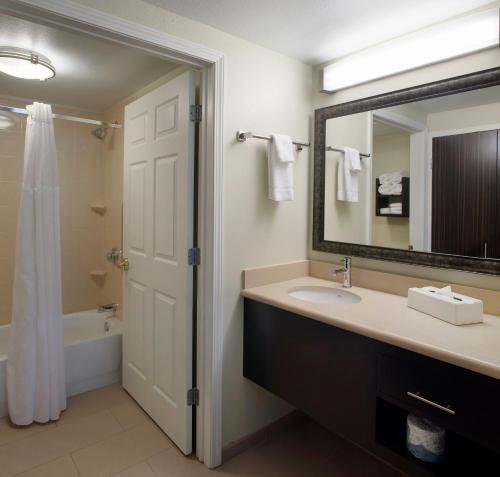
[123,71,196,454]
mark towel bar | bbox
[236,131,371,157]
[236,131,309,151]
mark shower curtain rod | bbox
[0,105,122,129]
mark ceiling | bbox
[144,0,495,65]
[0,14,179,112]
[373,121,408,138]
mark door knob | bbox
[119,257,130,270]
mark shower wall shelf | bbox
[90,204,107,215]
[89,270,107,279]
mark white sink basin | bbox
[288,286,361,305]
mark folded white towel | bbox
[268,134,294,201]
[381,204,402,214]
[378,171,407,185]
[378,183,402,195]
[337,147,361,202]
[378,173,400,184]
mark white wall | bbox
[311,33,500,291]
[70,0,312,447]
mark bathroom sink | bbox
[288,286,361,305]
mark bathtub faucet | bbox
[98,303,119,317]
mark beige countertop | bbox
[242,276,500,381]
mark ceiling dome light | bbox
[0,47,55,81]
[0,114,15,130]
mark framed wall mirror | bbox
[313,68,500,275]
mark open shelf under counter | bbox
[375,397,500,476]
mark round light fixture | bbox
[0,114,15,130]
[0,47,55,81]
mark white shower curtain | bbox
[7,102,66,425]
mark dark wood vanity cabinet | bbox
[243,298,500,476]
[243,297,377,447]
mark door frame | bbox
[0,0,224,468]
[372,110,427,251]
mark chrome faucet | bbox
[98,303,119,317]
[332,257,352,288]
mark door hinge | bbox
[188,247,201,266]
[187,388,199,406]
[190,104,202,123]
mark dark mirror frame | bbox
[313,67,500,275]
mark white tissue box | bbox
[408,286,483,326]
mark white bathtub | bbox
[0,309,123,418]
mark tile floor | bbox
[0,384,402,476]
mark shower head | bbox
[92,126,107,140]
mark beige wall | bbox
[324,113,371,244]
[0,102,110,326]
[311,26,500,292]
[0,110,23,326]
[427,100,500,132]
[372,132,410,249]
[70,0,312,447]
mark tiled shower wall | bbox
[0,103,123,326]
[100,105,124,318]
[0,111,23,326]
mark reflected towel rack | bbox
[236,131,309,151]
[326,146,371,158]
[325,146,372,157]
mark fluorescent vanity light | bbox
[322,8,499,92]
[0,48,56,81]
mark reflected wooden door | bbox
[432,130,498,258]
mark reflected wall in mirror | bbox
[324,113,371,246]
[314,68,500,274]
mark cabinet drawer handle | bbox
[407,391,456,415]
